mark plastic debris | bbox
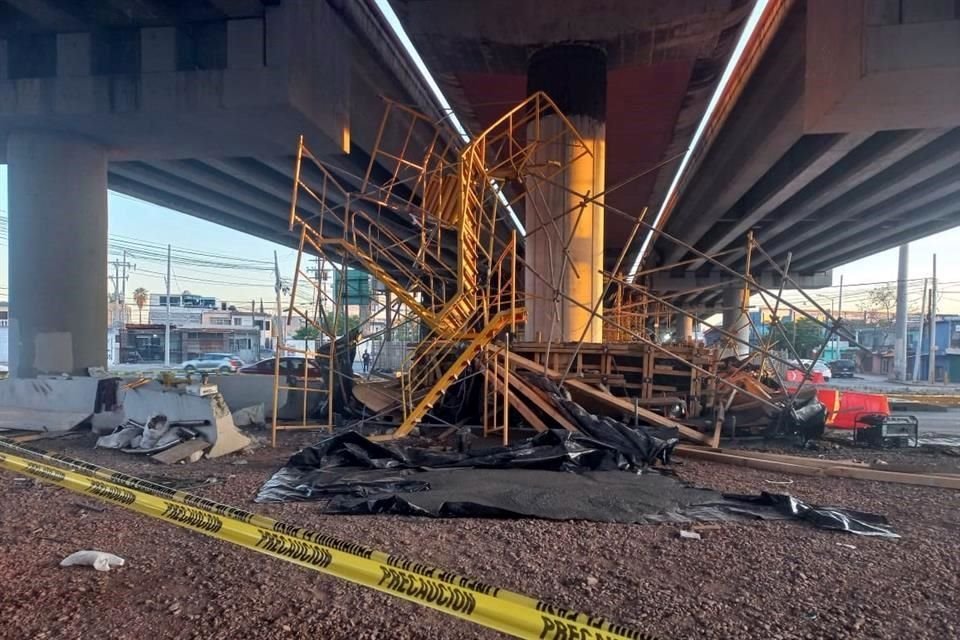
[679,530,702,540]
[60,550,126,572]
[724,492,900,538]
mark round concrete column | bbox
[722,286,751,358]
[8,132,108,377]
[524,44,606,343]
[675,313,694,343]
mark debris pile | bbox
[255,429,900,537]
[96,414,212,463]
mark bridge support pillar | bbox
[722,286,751,359]
[8,132,108,377]
[675,314,695,343]
[523,44,606,343]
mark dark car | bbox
[829,359,856,378]
[239,356,323,377]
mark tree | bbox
[133,287,149,324]
[864,284,897,322]
[858,284,897,348]
[771,317,824,359]
[293,315,361,341]
[293,324,320,340]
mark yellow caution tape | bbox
[0,440,656,640]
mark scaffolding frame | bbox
[272,90,869,446]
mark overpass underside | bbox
[3,0,960,381]
[654,0,960,309]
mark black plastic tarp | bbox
[256,431,898,536]
[723,492,900,538]
[282,426,676,474]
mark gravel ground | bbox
[1,431,959,640]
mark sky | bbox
[0,160,957,319]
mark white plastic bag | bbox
[60,550,126,572]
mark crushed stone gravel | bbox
[1,431,958,639]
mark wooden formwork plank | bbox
[675,446,960,490]
[507,351,711,444]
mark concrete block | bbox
[227,19,264,70]
[141,27,177,73]
[0,377,101,432]
[57,33,91,77]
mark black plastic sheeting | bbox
[282,427,676,474]
[724,492,899,538]
[256,431,899,537]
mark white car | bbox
[790,359,832,382]
[181,353,243,374]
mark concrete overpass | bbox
[0,0,447,375]
[652,0,960,308]
[0,0,756,374]
[3,0,960,375]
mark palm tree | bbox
[133,287,149,324]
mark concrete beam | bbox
[151,159,292,222]
[804,215,960,274]
[750,128,960,267]
[648,270,832,294]
[686,132,871,270]
[110,162,292,230]
[208,0,268,19]
[794,191,960,272]
[660,8,806,265]
[107,173,298,249]
[2,0,86,29]
[0,1,350,160]
[806,3,960,132]
[787,163,960,266]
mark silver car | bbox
[181,353,243,373]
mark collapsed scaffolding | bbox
[272,93,868,447]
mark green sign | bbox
[332,268,370,305]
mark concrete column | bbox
[893,243,909,380]
[675,314,694,343]
[524,44,606,343]
[722,286,751,358]
[8,132,108,377]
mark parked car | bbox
[829,358,856,378]
[181,353,243,373]
[788,359,832,382]
[239,356,324,377]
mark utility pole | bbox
[164,244,171,367]
[835,275,844,362]
[109,252,135,328]
[927,254,937,382]
[913,279,927,383]
[252,299,259,359]
[273,251,284,349]
[110,260,121,326]
[893,244,909,380]
[120,249,134,326]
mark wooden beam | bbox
[489,367,549,433]
[505,370,579,433]
[507,351,712,444]
[676,446,960,490]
